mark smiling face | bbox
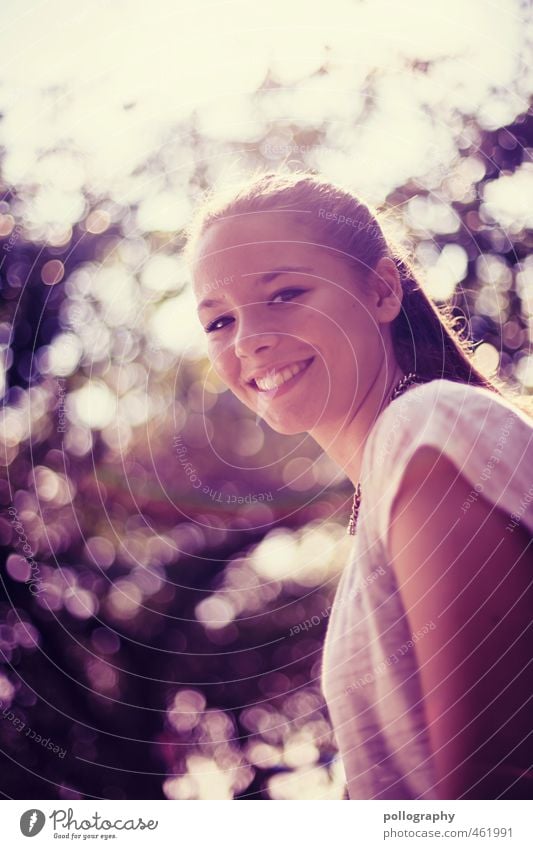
[191,211,398,437]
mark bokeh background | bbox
[1,0,533,800]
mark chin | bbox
[270,421,307,436]
[260,412,310,436]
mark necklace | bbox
[347,372,422,535]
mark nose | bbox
[234,330,279,359]
[233,306,280,359]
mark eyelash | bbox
[204,288,306,334]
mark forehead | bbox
[191,212,318,293]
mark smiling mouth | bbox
[251,357,315,393]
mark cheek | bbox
[321,310,380,374]
[208,343,238,385]
[339,303,380,350]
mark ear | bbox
[371,256,403,323]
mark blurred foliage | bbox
[1,62,533,799]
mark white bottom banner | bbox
[1,800,532,848]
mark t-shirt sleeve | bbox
[362,381,533,555]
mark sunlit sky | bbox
[1,0,530,206]
[1,0,532,391]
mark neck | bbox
[309,359,406,488]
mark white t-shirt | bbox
[321,378,533,800]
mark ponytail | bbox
[391,255,503,393]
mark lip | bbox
[249,356,315,397]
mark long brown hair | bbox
[186,170,532,416]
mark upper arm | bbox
[389,446,533,799]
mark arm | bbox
[388,446,533,799]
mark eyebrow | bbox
[197,265,314,311]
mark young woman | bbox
[185,170,533,800]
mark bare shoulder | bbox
[389,444,533,798]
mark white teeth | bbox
[255,359,311,391]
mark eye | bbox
[205,315,232,334]
[204,288,306,334]
[270,287,306,304]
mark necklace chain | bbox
[347,372,422,536]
